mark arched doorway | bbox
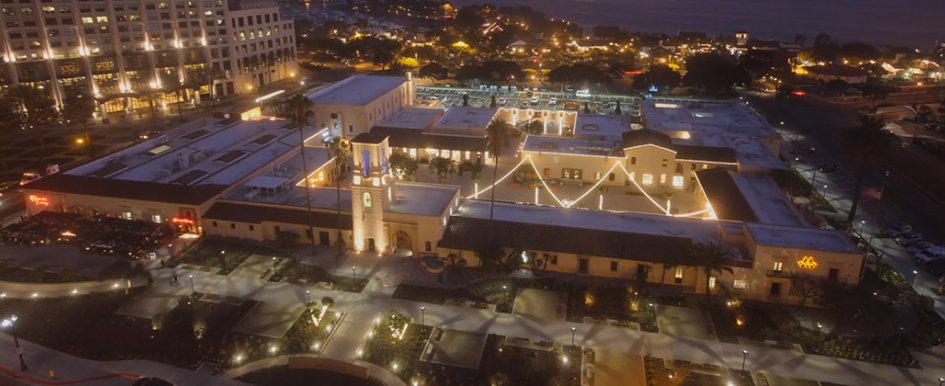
[392,230,412,255]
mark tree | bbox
[789,272,824,307]
[546,63,612,85]
[427,156,456,183]
[328,136,350,265]
[458,160,484,181]
[738,49,776,78]
[418,63,448,80]
[631,65,680,92]
[389,152,419,180]
[523,120,543,134]
[372,50,395,70]
[61,89,96,156]
[683,53,751,93]
[9,85,55,126]
[485,119,512,264]
[840,42,880,61]
[283,95,317,256]
[692,242,733,297]
[842,115,892,230]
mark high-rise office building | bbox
[0,0,297,115]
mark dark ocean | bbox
[450,0,945,47]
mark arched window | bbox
[362,192,372,208]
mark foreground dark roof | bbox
[351,132,388,144]
[24,174,226,206]
[623,129,737,163]
[371,127,488,152]
[203,201,353,229]
[695,169,757,223]
[438,216,694,265]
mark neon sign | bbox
[796,256,818,270]
[172,217,194,225]
[28,194,50,207]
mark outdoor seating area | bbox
[0,211,172,258]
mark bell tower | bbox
[350,132,393,253]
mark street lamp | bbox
[938,377,944,386]
[859,220,866,237]
[188,274,195,293]
[913,270,919,286]
[419,306,426,326]
[822,184,828,197]
[570,326,576,346]
[741,349,749,371]
[1,315,27,371]
[305,289,311,304]
[272,256,278,267]
[352,266,358,280]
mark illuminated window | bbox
[642,173,653,185]
[408,148,417,157]
[773,261,783,272]
[121,211,132,220]
[659,174,667,184]
[362,192,372,208]
[151,214,162,223]
[733,279,747,289]
[672,175,684,188]
[708,277,716,289]
[440,149,449,158]
[674,267,683,284]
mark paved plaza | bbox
[231,301,306,339]
[592,350,645,386]
[655,305,716,341]
[229,255,282,280]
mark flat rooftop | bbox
[66,117,319,187]
[697,169,805,227]
[521,134,622,157]
[746,223,860,254]
[388,182,458,216]
[434,107,497,135]
[456,200,722,244]
[641,101,783,170]
[573,114,630,139]
[376,107,444,131]
[306,74,406,106]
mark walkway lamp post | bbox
[913,270,919,286]
[1,315,27,371]
[570,327,576,346]
[938,377,944,386]
[741,349,749,371]
[419,306,426,326]
[305,289,311,304]
[352,266,358,279]
[188,274,195,293]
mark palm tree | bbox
[327,136,350,265]
[692,242,733,297]
[283,95,317,256]
[427,156,456,183]
[843,115,891,230]
[484,119,512,266]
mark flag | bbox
[863,187,882,200]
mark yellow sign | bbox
[796,256,818,270]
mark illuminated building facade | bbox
[0,0,297,115]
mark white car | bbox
[548,98,558,106]
[530,97,540,104]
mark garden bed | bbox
[392,278,516,311]
[271,260,368,292]
[644,356,754,386]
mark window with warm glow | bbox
[642,173,653,185]
[672,175,684,188]
[362,192,372,208]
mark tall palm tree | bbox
[284,95,317,256]
[328,136,350,265]
[484,119,511,266]
[843,115,891,230]
[692,242,733,297]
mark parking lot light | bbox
[2,315,28,371]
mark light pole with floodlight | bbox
[419,306,426,327]
[352,266,357,279]
[305,289,311,304]
[741,349,749,371]
[1,316,27,371]
[570,327,576,346]
[938,377,944,386]
[188,274,195,293]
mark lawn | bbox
[236,366,385,386]
[0,291,256,369]
[176,238,290,275]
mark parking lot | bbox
[416,85,643,114]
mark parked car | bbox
[548,97,558,106]
[530,96,540,104]
[885,222,912,237]
[916,247,945,265]
[927,259,945,276]
[896,231,924,246]
[908,241,936,254]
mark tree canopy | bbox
[546,63,612,85]
[630,64,681,92]
[683,53,751,93]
